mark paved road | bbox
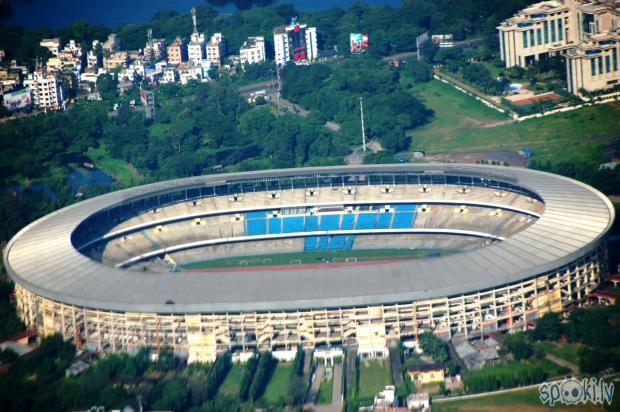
[307,362,324,404]
[237,80,277,96]
[389,345,404,388]
[382,37,484,61]
[313,362,344,412]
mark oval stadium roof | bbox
[3,164,615,313]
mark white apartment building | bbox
[23,71,65,111]
[273,19,318,66]
[206,33,226,67]
[161,67,179,84]
[87,50,98,68]
[498,0,620,94]
[188,32,206,64]
[40,38,61,56]
[239,36,266,65]
[144,38,166,61]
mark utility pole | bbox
[360,96,367,152]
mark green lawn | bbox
[86,145,143,187]
[434,383,619,412]
[535,341,582,366]
[404,79,620,166]
[316,374,333,404]
[218,363,244,397]
[358,359,393,402]
[183,248,455,270]
[262,362,293,404]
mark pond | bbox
[67,168,115,191]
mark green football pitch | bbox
[182,248,455,270]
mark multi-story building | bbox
[87,50,98,68]
[40,38,62,56]
[167,37,187,65]
[188,33,206,64]
[161,66,179,84]
[239,36,266,65]
[206,33,226,67]
[103,51,128,70]
[273,18,318,66]
[102,34,121,53]
[498,0,620,95]
[144,38,166,61]
[23,70,65,111]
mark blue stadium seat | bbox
[246,218,266,236]
[392,212,414,228]
[341,214,355,230]
[304,236,319,251]
[328,235,346,249]
[377,212,393,229]
[317,236,328,249]
[356,212,378,229]
[282,216,304,233]
[268,217,282,234]
[394,204,417,212]
[320,214,340,231]
[305,215,319,231]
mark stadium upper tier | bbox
[3,164,614,314]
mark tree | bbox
[502,332,532,360]
[96,73,118,100]
[531,312,562,341]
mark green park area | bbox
[182,248,451,270]
[434,383,620,412]
[316,374,333,404]
[534,341,582,366]
[405,79,620,166]
[262,362,294,404]
[217,363,243,396]
[358,359,393,403]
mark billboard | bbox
[288,22,307,61]
[432,34,454,48]
[140,89,155,119]
[350,33,369,54]
[2,88,32,111]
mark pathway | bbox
[545,353,579,375]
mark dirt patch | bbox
[426,150,528,167]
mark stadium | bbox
[3,164,615,362]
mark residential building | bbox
[102,33,120,52]
[40,38,61,56]
[240,36,266,65]
[167,37,187,65]
[87,50,98,68]
[206,33,227,66]
[273,18,318,66]
[145,37,166,61]
[103,51,128,70]
[406,364,445,385]
[498,0,620,95]
[373,385,397,409]
[23,70,65,111]
[188,33,206,64]
[407,393,430,412]
[161,66,179,84]
[80,67,103,83]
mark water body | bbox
[3,0,400,29]
[67,168,115,191]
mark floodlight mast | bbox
[360,96,366,152]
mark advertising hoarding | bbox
[350,33,369,54]
[2,88,32,111]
